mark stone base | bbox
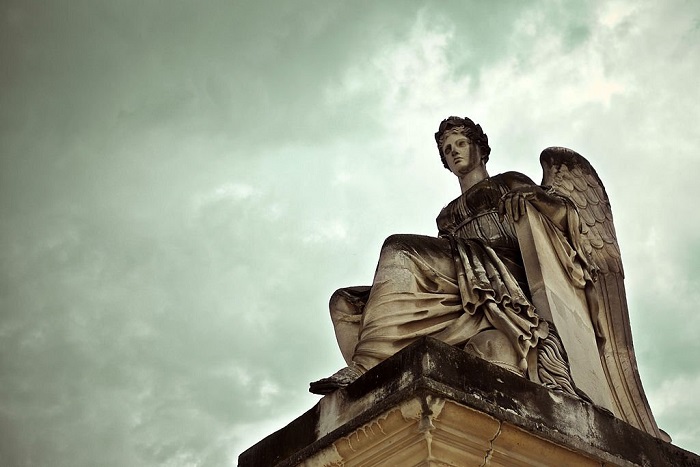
[238,338,699,467]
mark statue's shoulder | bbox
[436,201,453,234]
[436,190,470,234]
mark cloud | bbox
[1,1,699,465]
[191,183,259,214]
[647,373,700,447]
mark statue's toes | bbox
[308,378,338,395]
[309,366,362,394]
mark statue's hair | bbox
[435,116,491,169]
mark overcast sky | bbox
[1,1,699,465]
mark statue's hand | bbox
[499,185,567,228]
[499,185,549,222]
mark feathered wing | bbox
[540,147,661,438]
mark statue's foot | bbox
[309,365,363,395]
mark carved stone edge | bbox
[237,338,700,467]
[300,396,612,467]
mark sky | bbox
[1,0,699,465]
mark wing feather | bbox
[539,146,660,437]
[540,146,623,276]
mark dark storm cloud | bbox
[2,1,699,465]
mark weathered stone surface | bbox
[239,338,699,467]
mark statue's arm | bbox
[499,172,570,232]
[435,205,453,237]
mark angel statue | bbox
[310,116,663,439]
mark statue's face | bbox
[441,133,480,176]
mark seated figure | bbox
[309,116,662,440]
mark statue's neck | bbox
[458,165,490,193]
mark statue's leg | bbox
[310,234,489,395]
[329,286,371,366]
[312,234,463,394]
[352,234,487,371]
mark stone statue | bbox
[310,116,661,438]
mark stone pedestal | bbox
[238,338,699,467]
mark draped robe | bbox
[330,171,587,376]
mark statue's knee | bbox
[382,233,408,248]
[380,234,418,256]
[378,235,419,266]
[381,234,448,259]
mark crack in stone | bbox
[417,396,436,434]
[419,396,436,463]
[479,421,502,467]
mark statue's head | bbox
[435,116,491,169]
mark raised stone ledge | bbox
[238,337,699,467]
